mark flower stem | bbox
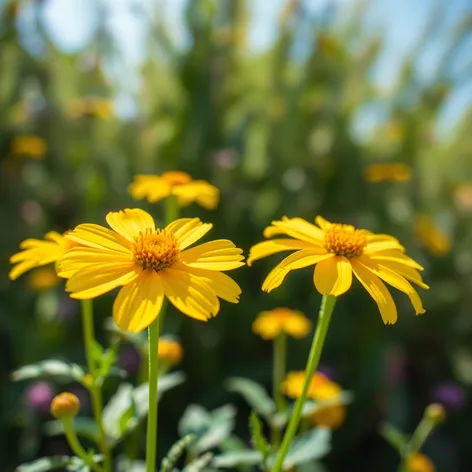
[271,332,287,447]
[271,295,336,472]
[63,418,104,472]
[146,316,160,472]
[81,300,111,472]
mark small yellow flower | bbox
[58,209,244,333]
[364,163,411,183]
[50,392,80,419]
[282,371,346,429]
[252,308,312,340]
[128,172,219,210]
[415,215,451,257]
[28,267,61,291]
[248,216,428,324]
[10,135,46,159]
[158,338,183,366]
[9,231,78,280]
[425,403,446,424]
[67,97,114,119]
[406,453,435,472]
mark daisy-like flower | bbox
[58,209,244,333]
[28,267,61,291]
[252,307,312,340]
[415,215,451,257]
[248,216,428,324]
[364,162,411,183]
[158,338,183,366]
[10,135,46,159]
[9,232,78,280]
[128,171,219,209]
[67,97,114,120]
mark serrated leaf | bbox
[379,422,408,453]
[182,452,213,472]
[249,411,270,459]
[44,417,99,443]
[277,428,331,469]
[212,450,262,468]
[102,383,135,440]
[12,360,85,383]
[226,377,275,418]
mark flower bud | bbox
[425,403,446,424]
[50,392,80,419]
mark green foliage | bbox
[226,378,276,418]
[17,455,102,472]
[379,422,408,454]
[12,360,85,383]
[160,435,195,472]
[248,411,270,466]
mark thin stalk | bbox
[271,295,336,472]
[271,332,287,447]
[146,317,160,472]
[81,300,112,472]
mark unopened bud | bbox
[425,403,446,424]
[50,392,80,419]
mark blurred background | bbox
[1,0,472,470]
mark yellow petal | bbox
[351,260,398,324]
[368,251,424,270]
[113,270,165,333]
[247,239,315,266]
[66,263,140,299]
[172,181,219,209]
[371,259,428,289]
[263,217,325,244]
[314,216,332,231]
[44,231,67,244]
[67,224,131,253]
[358,257,426,315]
[180,240,244,270]
[165,218,213,250]
[128,175,171,202]
[313,256,352,296]
[160,267,219,320]
[364,240,405,254]
[106,209,155,241]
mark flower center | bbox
[131,229,180,270]
[324,224,366,258]
[161,171,192,186]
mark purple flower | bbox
[25,382,54,414]
[432,382,467,411]
[119,345,141,375]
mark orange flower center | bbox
[324,224,366,258]
[161,171,192,186]
[132,229,180,270]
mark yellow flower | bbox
[252,307,312,340]
[58,209,244,333]
[364,163,411,183]
[67,97,114,119]
[406,453,435,472]
[415,215,451,257]
[28,267,61,291]
[10,135,46,159]
[128,172,219,209]
[158,338,183,366]
[282,371,346,429]
[248,216,428,324]
[50,392,80,419]
[9,232,78,280]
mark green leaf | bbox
[181,452,213,472]
[116,458,146,472]
[212,450,262,468]
[179,405,211,437]
[277,428,331,469]
[226,377,275,418]
[12,360,85,383]
[379,422,408,453]
[249,411,270,460]
[96,344,120,379]
[16,455,101,472]
[160,434,195,472]
[102,383,136,441]
[133,371,186,418]
[44,417,99,443]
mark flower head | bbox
[252,307,312,340]
[415,215,451,257]
[406,453,435,472]
[9,231,78,280]
[58,209,244,332]
[28,267,61,291]
[248,216,428,324]
[128,172,219,209]
[50,392,80,419]
[10,135,46,159]
[158,338,183,366]
[364,162,411,183]
[67,97,114,119]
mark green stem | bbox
[271,295,336,472]
[63,418,104,472]
[146,317,160,472]
[271,333,287,447]
[81,300,112,472]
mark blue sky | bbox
[8,0,472,134]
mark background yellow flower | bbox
[406,453,435,472]
[158,338,183,366]
[252,307,312,340]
